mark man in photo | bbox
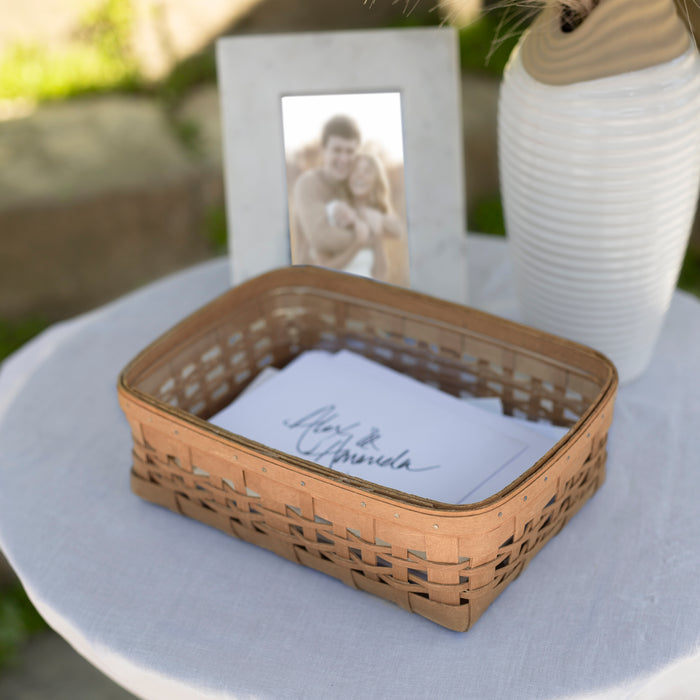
[291,115,370,270]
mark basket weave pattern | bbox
[119,267,617,631]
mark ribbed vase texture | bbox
[499,45,700,383]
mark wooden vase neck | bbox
[520,0,692,85]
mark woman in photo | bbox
[326,152,404,281]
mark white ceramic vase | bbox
[498,0,700,383]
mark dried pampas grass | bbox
[488,0,601,31]
[538,0,599,17]
[387,0,601,30]
[473,0,602,60]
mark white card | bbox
[210,351,560,504]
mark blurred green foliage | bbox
[679,246,700,297]
[157,49,218,108]
[203,205,228,255]
[0,0,523,103]
[0,584,48,670]
[390,2,523,77]
[459,10,521,76]
[0,0,140,101]
[471,195,506,236]
[0,316,49,361]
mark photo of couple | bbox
[283,94,410,286]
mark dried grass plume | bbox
[489,0,601,30]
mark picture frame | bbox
[216,27,468,303]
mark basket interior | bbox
[126,282,604,431]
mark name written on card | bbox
[209,350,565,504]
[282,404,440,473]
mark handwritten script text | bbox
[282,405,440,473]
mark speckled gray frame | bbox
[217,27,468,303]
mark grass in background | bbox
[0,585,47,670]
[0,0,140,102]
[0,317,49,360]
[471,195,506,236]
[203,204,228,255]
[679,246,700,297]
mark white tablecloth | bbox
[1,235,699,699]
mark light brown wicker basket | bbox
[118,266,618,631]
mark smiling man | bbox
[291,114,366,269]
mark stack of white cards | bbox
[209,350,568,505]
